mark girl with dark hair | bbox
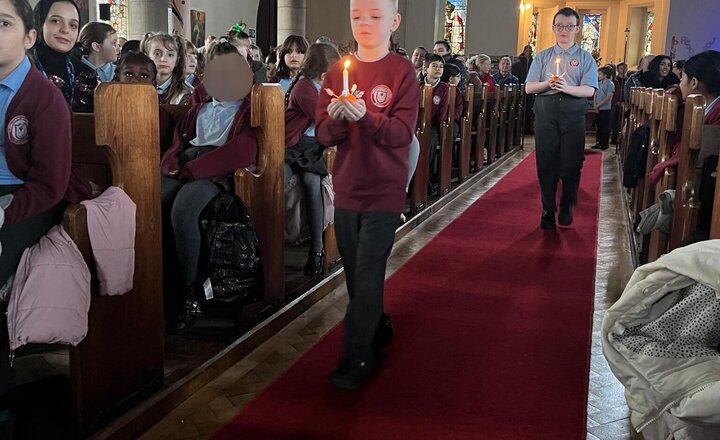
[275,34,309,92]
[76,21,117,82]
[284,43,340,276]
[142,33,192,105]
[265,48,277,82]
[640,55,680,89]
[159,39,258,332]
[113,50,156,85]
[32,0,98,112]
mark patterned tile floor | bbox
[140,144,642,440]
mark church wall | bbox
[305,0,352,49]
[179,0,260,46]
[464,0,520,57]
[665,0,720,61]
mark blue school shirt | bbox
[526,43,598,96]
[595,78,615,110]
[303,81,322,137]
[279,77,293,93]
[81,56,116,82]
[0,57,31,185]
[190,99,244,147]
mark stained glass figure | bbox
[444,0,466,55]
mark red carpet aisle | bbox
[213,151,603,440]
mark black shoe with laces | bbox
[540,210,556,230]
[558,204,573,226]
[327,357,378,390]
[304,249,324,276]
[166,299,202,334]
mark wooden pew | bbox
[506,85,517,152]
[472,84,488,171]
[514,84,526,148]
[669,94,706,249]
[646,92,679,261]
[458,83,475,182]
[638,89,665,262]
[487,86,501,164]
[629,88,654,226]
[438,84,457,195]
[410,84,433,215]
[497,85,510,155]
[322,148,341,273]
[63,83,164,435]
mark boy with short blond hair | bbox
[316,0,418,389]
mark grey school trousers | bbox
[533,94,587,212]
[335,208,400,362]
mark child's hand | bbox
[327,99,346,121]
[550,76,567,91]
[341,99,366,122]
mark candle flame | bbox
[555,58,560,64]
[344,59,351,69]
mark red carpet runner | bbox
[213,151,603,440]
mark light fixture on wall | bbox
[519,2,532,11]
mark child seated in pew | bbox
[284,43,340,276]
[142,33,192,105]
[448,64,463,139]
[159,39,257,332]
[183,39,200,88]
[647,50,720,185]
[0,0,73,410]
[423,53,449,195]
[75,22,118,82]
[276,35,308,93]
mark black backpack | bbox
[623,121,651,188]
[201,191,263,305]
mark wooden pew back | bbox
[411,84,433,215]
[473,84,488,170]
[458,83,475,182]
[439,84,457,195]
[487,86,501,164]
[64,83,163,434]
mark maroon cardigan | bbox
[285,77,320,147]
[160,99,258,180]
[4,67,72,224]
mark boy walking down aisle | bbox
[316,0,419,389]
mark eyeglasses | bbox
[553,24,578,32]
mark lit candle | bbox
[555,57,560,77]
[342,59,350,96]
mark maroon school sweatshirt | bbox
[316,52,419,213]
[429,80,449,128]
[4,67,72,224]
[285,77,320,147]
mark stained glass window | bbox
[581,14,602,53]
[444,0,466,55]
[645,11,655,55]
[98,1,127,37]
[528,11,538,54]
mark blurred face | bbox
[617,64,627,77]
[266,59,276,78]
[350,0,400,52]
[118,61,155,84]
[283,43,304,73]
[95,31,118,64]
[117,37,126,48]
[148,41,177,80]
[185,52,197,76]
[640,55,654,71]
[449,75,460,86]
[478,59,491,74]
[411,48,425,68]
[672,66,682,78]
[552,14,579,46]
[598,70,607,80]
[499,58,511,75]
[425,60,443,81]
[43,1,80,53]
[0,0,37,77]
[433,43,449,57]
[204,53,253,101]
[249,46,262,61]
[658,58,671,77]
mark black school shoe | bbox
[372,313,394,354]
[327,357,378,390]
[540,210,556,230]
[166,299,203,333]
[304,249,324,276]
[558,204,573,226]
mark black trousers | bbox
[335,208,400,362]
[596,109,612,148]
[533,94,587,212]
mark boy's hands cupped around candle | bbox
[550,75,567,92]
[327,98,367,122]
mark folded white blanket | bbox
[0,194,14,257]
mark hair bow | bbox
[229,21,247,34]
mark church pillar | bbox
[277,0,306,43]
[127,0,168,40]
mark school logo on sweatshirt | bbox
[371,85,393,108]
[7,116,29,145]
[433,95,441,105]
[570,59,580,68]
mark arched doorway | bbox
[257,0,277,54]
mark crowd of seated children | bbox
[75,22,118,82]
[591,65,615,151]
[143,32,192,105]
[32,0,98,112]
[466,54,496,94]
[159,39,258,332]
[284,43,341,276]
[276,34,308,93]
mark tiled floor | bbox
[140,144,641,440]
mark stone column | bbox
[277,0,306,44]
[128,0,169,40]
